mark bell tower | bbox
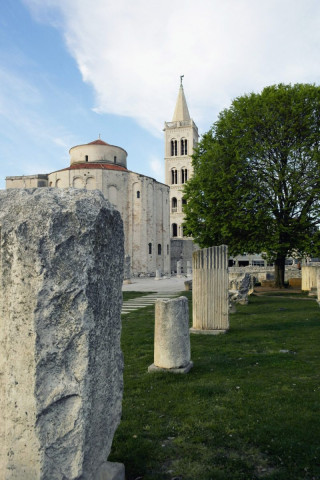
[164,77,199,273]
[164,77,198,239]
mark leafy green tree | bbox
[183,84,320,287]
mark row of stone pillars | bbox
[1,187,230,476]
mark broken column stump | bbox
[148,297,193,373]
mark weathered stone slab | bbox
[148,296,192,373]
[0,188,124,480]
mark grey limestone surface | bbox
[152,296,191,370]
[97,461,125,480]
[0,188,124,479]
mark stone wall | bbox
[229,265,302,282]
[0,188,124,479]
[170,238,199,274]
[46,169,170,277]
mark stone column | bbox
[177,260,182,277]
[123,254,131,284]
[155,269,161,280]
[301,265,319,293]
[187,260,192,277]
[190,245,229,334]
[148,297,193,373]
[0,189,125,480]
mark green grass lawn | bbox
[110,292,320,480]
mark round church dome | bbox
[69,139,127,168]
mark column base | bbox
[148,361,193,374]
[190,328,227,335]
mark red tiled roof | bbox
[54,163,128,173]
[87,139,110,146]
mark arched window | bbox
[148,243,152,254]
[114,156,117,164]
[158,244,162,255]
[181,138,188,155]
[172,223,178,237]
[171,139,177,156]
[171,169,178,184]
[137,191,140,198]
[171,197,177,212]
[85,155,89,162]
[182,198,187,209]
[181,168,188,184]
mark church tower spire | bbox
[172,76,191,122]
[164,78,199,271]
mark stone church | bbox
[6,79,198,276]
[6,139,170,277]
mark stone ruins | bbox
[0,188,124,480]
[301,265,319,295]
[148,297,193,373]
[190,245,229,334]
[229,272,255,306]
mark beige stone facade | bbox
[6,139,170,277]
[164,83,198,239]
[164,81,199,272]
[6,174,48,189]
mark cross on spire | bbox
[180,75,184,87]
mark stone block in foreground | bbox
[0,188,124,480]
[148,296,193,373]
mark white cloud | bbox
[149,156,164,183]
[24,0,320,135]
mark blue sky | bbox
[1,0,320,190]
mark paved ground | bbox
[121,276,190,315]
[121,292,181,315]
[122,275,190,293]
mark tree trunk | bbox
[274,256,286,288]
